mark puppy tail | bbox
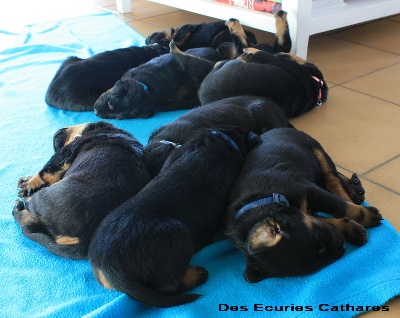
[123,283,201,308]
[96,269,200,308]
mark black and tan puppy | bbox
[89,126,260,308]
[45,41,170,111]
[226,128,382,283]
[93,43,219,119]
[144,95,293,177]
[222,11,291,60]
[199,50,328,118]
[145,20,257,52]
[12,121,150,259]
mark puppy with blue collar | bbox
[226,128,382,283]
[89,126,259,307]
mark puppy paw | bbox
[347,173,365,204]
[341,218,367,246]
[338,173,365,204]
[12,199,42,230]
[275,10,287,19]
[17,175,46,198]
[349,205,382,228]
[12,199,27,224]
[182,266,208,290]
[169,40,182,54]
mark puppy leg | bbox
[315,215,367,246]
[169,41,215,81]
[307,185,382,228]
[313,148,365,204]
[18,163,70,198]
[18,144,76,198]
[225,19,249,58]
[310,148,381,226]
[273,10,292,53]
[12,199,82,258]
[12,200,44,231]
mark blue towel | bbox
[0,12,399,318]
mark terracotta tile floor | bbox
[1,0,398,315]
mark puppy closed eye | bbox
[318,247,327,258]
[315,235,327,258]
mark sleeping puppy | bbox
[89,126,260,308]
[93,44,219,119]
[145,20,257,52]
[12,121,150,259]
[144,95,293,177]
[199,51,328,118]
[45,41,170,111]
[226,128,382,283]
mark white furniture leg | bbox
[116,0,131,13]
[283,0,311,59]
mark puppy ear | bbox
[53,128,67,151]
[244,261,271,283]
[247,220,283,254]
[172,24,200,47]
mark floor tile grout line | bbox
[332,61,400,86]
[360,154,400,177]
[360,176,400,197]
[327,83,400,107]
[127,19,170,30]
[327,32,400,57]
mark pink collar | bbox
[311,76,324,105]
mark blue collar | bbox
[138,81,149,92]
[211,130,240,153]
[158,140,181,148]
[235,193,290,220]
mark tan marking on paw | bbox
[20,173,44,191]
[242,48,261,54]
[41,163,71,185]
[17,209,40,227]
[226,19,248,47]
[169,41,183,54]
[96,269,113,289]
[277,52,307,65]
[313,149,352,201]
[275,11,288,46]
[55,236,80,245]
[182,266,207,289]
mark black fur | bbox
[145,95,293,177]
[226,128,382,283]
[45,42,169,111]
[146,20,257,51]
[12,121,150,259]
[89,126,260,307]
[93,46,220,119]
[198,52,328,118]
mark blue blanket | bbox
[0,12,399,318]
